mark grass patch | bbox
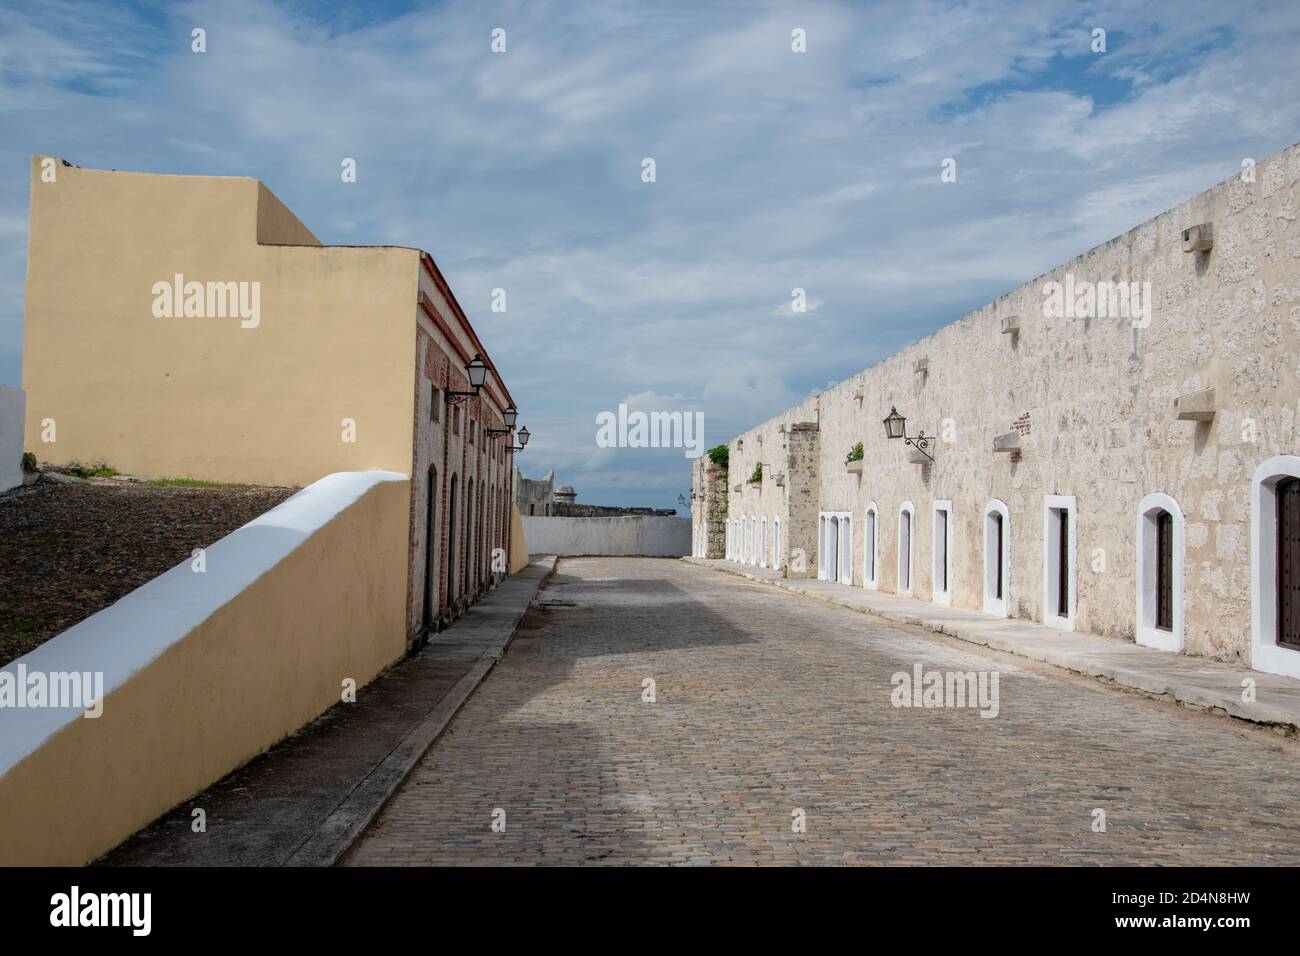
[62,462,120,479]
[147,477,224,488]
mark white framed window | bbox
[760,516,768,568]
[819,511,852,584]
[773,518,782,571]
[840,514,853,585]
[982,499,1010,617]
[932,499,953,605]
[1252,456,1300,678]
[1136,492,1184,653]
[750,515,759,565]
[898,501,915,595]
[818,514,827,579]
[864,502,879,590]
[1042,495,1077,631]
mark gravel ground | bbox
[0,476,296,665]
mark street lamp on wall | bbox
[446,354,489,405]
[882,405,935,462]
[486,402,518,439]
[511,426,530,452]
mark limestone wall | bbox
[709,141,1300,671]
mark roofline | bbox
[420,252,516,412]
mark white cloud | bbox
[2,0,1300,508]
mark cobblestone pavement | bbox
[347,557,1300,865]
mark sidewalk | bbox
[685,557,1300,733]
[99,556,557,867]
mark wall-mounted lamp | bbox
[882,405,935,463]
[446,354,489,405]
[486,402,519,439]
[510,426,530,452]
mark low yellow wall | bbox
[0,472,410,866]
[509,502,529,573]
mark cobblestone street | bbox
[347,557,1300,865]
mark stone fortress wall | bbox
[695,141,1300,676]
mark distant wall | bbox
[0,471,410,866]
[509,502,529,572]
[521,515,690,557]
[0,385,23,493]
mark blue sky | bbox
[2,0,1300,509]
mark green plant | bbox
[707,444,729,469]
[21,452,36,473]
[63,462,120,479]
[846,441,864,464]
[748,463,764,483]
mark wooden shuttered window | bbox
[1057,508,1069,618]
[993,512,1003,600]
[1279,479,1300,650]
[1155,510,1173,631]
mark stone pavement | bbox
[688,557,1300,732]
[346,556,1300,865]
[99,557,556,866]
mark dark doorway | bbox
[993,511,1003,600]
[1155,510,1173,631]
[465,479,474,595]
[423,466,438,630]
[1057,508,1069,617]
[447,475,458,604]
[1279,478,1300,649]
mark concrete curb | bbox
[285,556,558,867]
[685,557,1300,734]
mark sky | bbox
[2,0,1300,511]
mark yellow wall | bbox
[22,157,418,487]
[0,474,410,866]
[509,501,529,572]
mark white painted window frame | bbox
[839,513,853,586]
[1136,492,1184,653]
[760,516,768,568]
[982,499,1010,617]
[898,501,915,596]
[750,515,759,566]
[1252,456,1300,678]
[817,515,827,579]
[932,499,953,606]
[773,517,782,571]
[819,510,853,585]
[864,501,879,590]
[1042,494,1077,631]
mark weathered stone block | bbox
[1182,222,1214,252]
[1174,386,1216,421]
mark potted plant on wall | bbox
[845,441,865,475]
[748,462,763,484]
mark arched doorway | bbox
[423,465,439,631]
[446,475,459,604]
[465,478,475,595]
